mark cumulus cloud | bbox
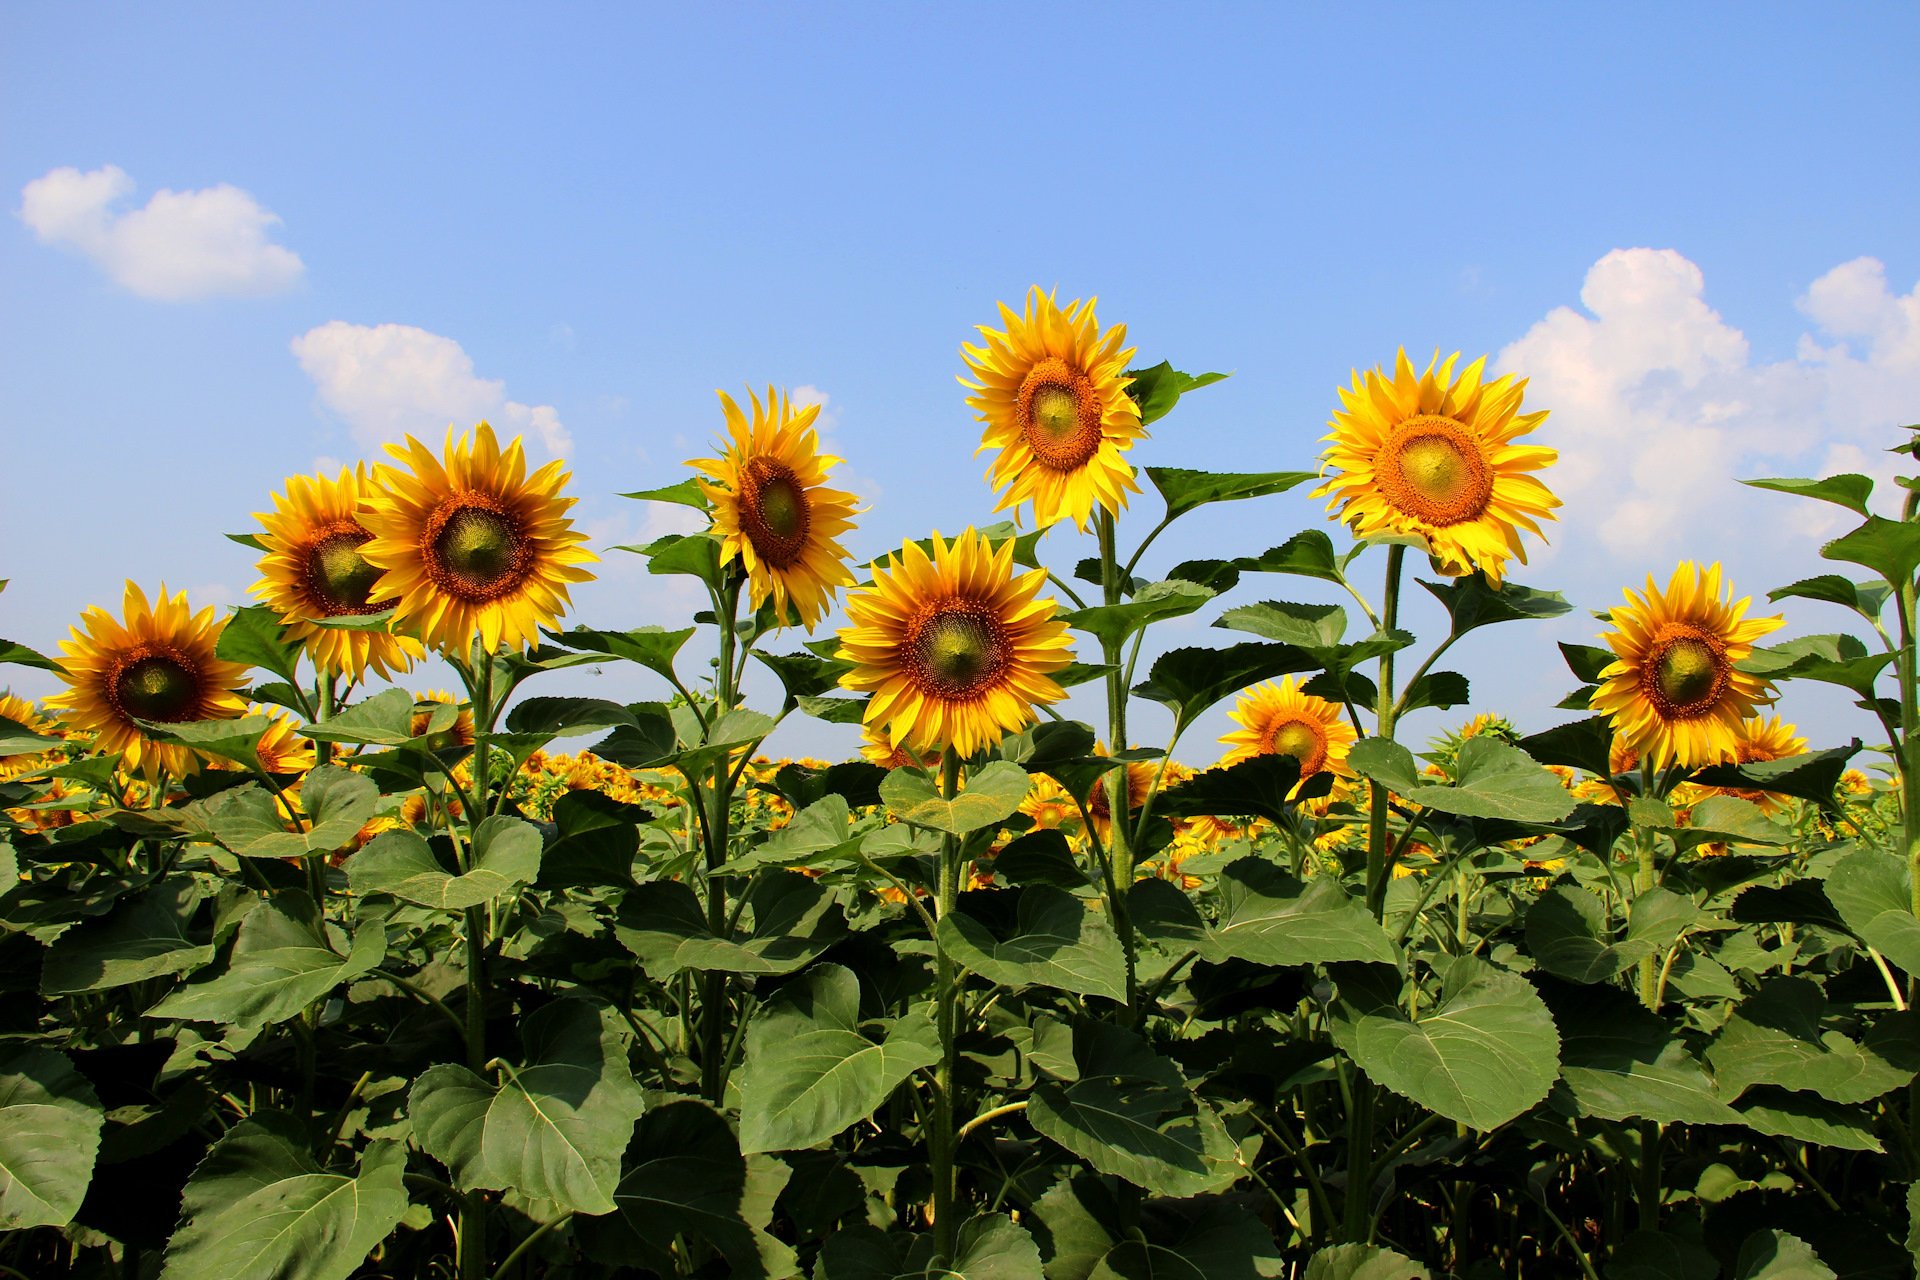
[1496,248,1920,578]
[19,165,303,300]
[291,321,573,456]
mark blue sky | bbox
[3,4,1917,762]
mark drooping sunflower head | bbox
[359,423,598,656]
[961,286,1143,532]
[691,387,859,630]
[1313,349,1559,585]
[836,527,1074,758]
[1219,676,1358,788]
[1590,562,1784,769]
[46,582,251,780]
[252,465,425,681]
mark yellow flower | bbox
[409,690,476,750]
[212,705,316,776]
[252,465,425,681]
[46,583,250,780]
[1591,562,1784,768]
[1700,715,1809,813]
[0,693,62,782]
[1314,350,1558,585]
[837,527,1074,758]
[1219,677,1357,787]
[1018,772,1082,833]
[859,722,939,771]
[961,286,1142,531]
[692,388,859,631]
[1083,744,1156,850]
[359,423,597,655]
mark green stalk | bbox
[457,649,500,1280]
[1363,544,1405,917]
[701,574,744,1104]
[931,747,963,1261]
[1635,760,1660,1011]
[1095,510,1140,1016]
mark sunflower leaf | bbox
[298,688,416,745]
[1237,530,1345,585]
[1157,754,1319,827]
[1125,362,1229,426]
[1767,574,1893,621]
[1738,634,1895,697]
[1132,642,1321,735]
[545,625,696,687]
[0,715,59,757]
[1822,515,1920,587]
[134,715,272,770]
[753,650,853,706]
[939,885,1128,1001]
[1060,580,1215,649]
[620,477,711,510]
[348,817,541,911]
[639,532,726,589]
[147,891,384,1029]
[0,639,56,672]
[0,1047,104,1230]
[1146,468,1316,521]
[1690,743,1860,811]
[1213,600,1346,647]
[1419,576,1571,637]
[1399,670,1471,714]
[213,604,305,686]
[1348,737,1574,822]
[1559,642,1616,684]
[1744,473,1875,517]
[1519,714,1614,777]
[880,760,1030,835]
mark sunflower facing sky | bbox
[837,527,1074,758]
[1314,349,1558,585]
[1219,676,1357,789]
[359,423,597,655]
[691,387,859,630]
[252,465,424,682]
[1590,562,1784,768]
[46,582,250,779]
[961,286,1143,531]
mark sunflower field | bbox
[3,286,1918,1280]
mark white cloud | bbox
[290,321,573,456]
[19,164,303,300]
[1496,249,1920,578]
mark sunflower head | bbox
[252,465,425,681]
[1219,676,1358,790]
[359,423,598,656]
[1700,715,1809,812]
[691,388,859,630]
[962,287,1143,532]
[1590,562,1784,769]
[837,527,1074,758]
[45,583,251,780]
[1313,349,1559,585]
[0,693,63,782]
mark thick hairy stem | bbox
[701,575,744,1104]
[931,748,963,1261]
[1364,545,1405,917]
[1096,510,1140,1017]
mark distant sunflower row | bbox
[31,286,1788,783]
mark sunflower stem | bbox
[930,747,963,1263]
[1096,510,1140,1019]
[700,573,744,1105]
[1635,758,1663,1011]
[1364,544,1406,918]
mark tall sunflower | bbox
[691,388,859,630]
[837,528,1074,758]
[1590,562,1783,768]
[961,286,1142,531]
[46,583,250,779]
[252,465,424,681]
[1314,350,1558,585]
[359,423,598,655]
[1219,677,1357,791]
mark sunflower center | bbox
[1264,718,1328,775]
[112,651,199,723]
[1015,358,1103,472]
[739,459,811,568]
[1648,629,1729,718]
[306,528,382,616]
[1375,415,1494,527]
[425,498,535,603]
[906,602,1011,700]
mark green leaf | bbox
[298,688,417,746]
[1824,848,1920,977]
[1733,1229,1837,1280]
[1418,575,1571,637]
[1125,362,1228,426]
[0,714,60,756]
[1545,983,1741,1126]
[616,872,846,977]
[1204,857,1398,967]
[1157,754,1320,827]
[1398,670,1470,714]
[1822,515,1920,586]
[818,1214,1043,1279]
[575,1098,793,1279]
[1347,737,1575,823]
[796,694,868,724]
[1607,1231,1719,1280]
[545,625,697,686]
[137,714,272,769]
[1132,643,1319,735]
[1146,467,1312,521]
[588,701,679,768]
[1027,1025,1238,1197]
[1744,473,1874,517]
[503,695,643,738]
[938,886,1128,1001]
[148,892,384,1028]
[1520,714,1615,777]
[409,1000,646,1215]
[1706,976,1916,1104]
[672,708,777,777]
[1213,600,1347,647]
[348,816,541,911]
[1559,642,1615,684]
[1329,956,1559,1130]
[754,650,854,706]
[1061,580,1216,650]
[208,765,378,858]
[881,759,1031,835]
[620,476,711,509]
[1303,1244,1432,1280]
[1238,531,1345,585]
[41,877,213,994]
[1690,744,1860,812]
[1735,1087,1881,1152]
[158,1114,408,1280]
[0,1047,103,1230]
[1031,1176,1285,1280]
[1739,633,1895,698]
[0,638,57,671]
[538,790,644,888]
[1527,886,1693,984]
[736,964,938,1154]
[1768,574,1892,621]
[214,604,305,686]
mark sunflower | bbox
[1219,677,1357,788]
[1700,715,1808,812]
[0,693,63,782]
[252,465,424,681]
[46,583,250,779]
[410,690,476,750]
[210,705,317,777]
[1018,772,1082,834]
[837,527,1074,758]
[1590,562,1783,769]
[1083,744,1157,850]
[961,286,1142,531]
[859,722,939,771]
[691,388,859,630]
[1314,350,1558,585]
[359,423,597,655]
